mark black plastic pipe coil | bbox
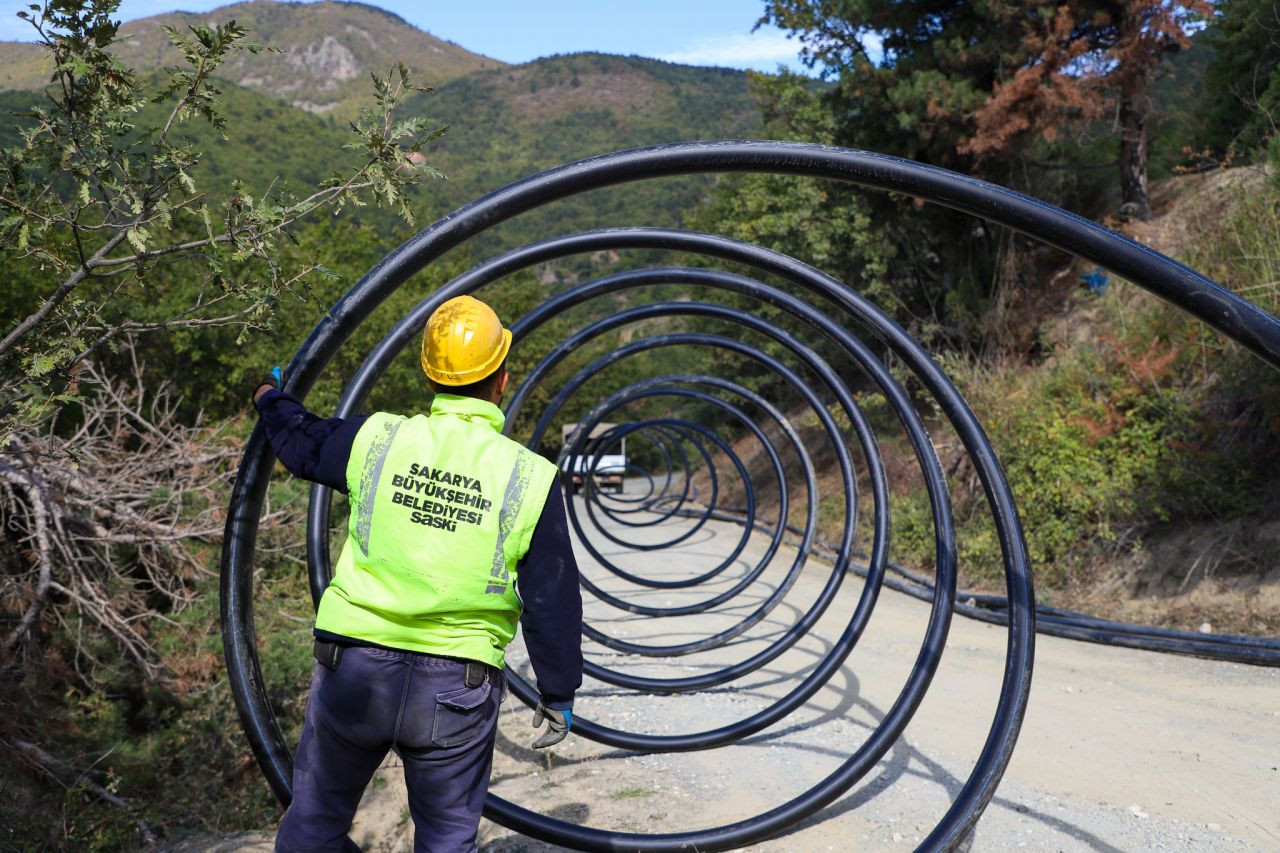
[666,503,1280,667]
[221,142,1280,852]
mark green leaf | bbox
[125,226,148,253]
[29,351,59,377]
[16,221,28,250]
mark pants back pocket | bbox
[432,681,492,747]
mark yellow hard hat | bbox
[421,295,512,385]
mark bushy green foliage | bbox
[902,346,1189,588]
[890,177,1280,591]
[1202,0,1280,159]
[0,1,445,438]
[688,171,891,297]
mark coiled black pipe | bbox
[581,423,699,524]
[586,424,693,520]
[565,379,821,690]
[222,141,1280,852]
[569,379,807,596]
[681,504,1280,667]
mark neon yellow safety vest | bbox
[315,393,559,667]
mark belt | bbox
[313,639,490,687]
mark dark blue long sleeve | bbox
[254,388,367,493]
[516,478,583,710]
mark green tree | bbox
[964,1,1213,220]
[0,0,445,438]
[764,1,1211,219]
[708,1,1208,349]
[1203,0,1280,160]
[0,0,446,747]
[760,0,1017,170]
[741,2,1040,347]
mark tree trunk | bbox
[1119,71,1151,221]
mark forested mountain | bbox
[0,3,764,418]
[0,3,763,241]
[417,53,763,249]
[0,0,501,117]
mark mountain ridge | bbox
[0,2,766,252]
[0,0,503,116]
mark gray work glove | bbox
[531,702,571,749]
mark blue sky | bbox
[0,1,812,73]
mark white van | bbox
[560,422,626,494]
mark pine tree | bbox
[1203,0,1280,158]
[964,1,1213,220]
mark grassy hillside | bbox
[0,0,502,117]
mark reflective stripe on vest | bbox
[315,394,558,667]
[352,416,401,557]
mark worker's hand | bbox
[530,702,571,749]
[253,366,283,406]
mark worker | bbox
[252,295,583,853]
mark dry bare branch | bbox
[0,344,301,682]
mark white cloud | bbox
[658,31,802,71]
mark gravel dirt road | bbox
[204,503,1279,852]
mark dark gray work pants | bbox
[274,645,503,853]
